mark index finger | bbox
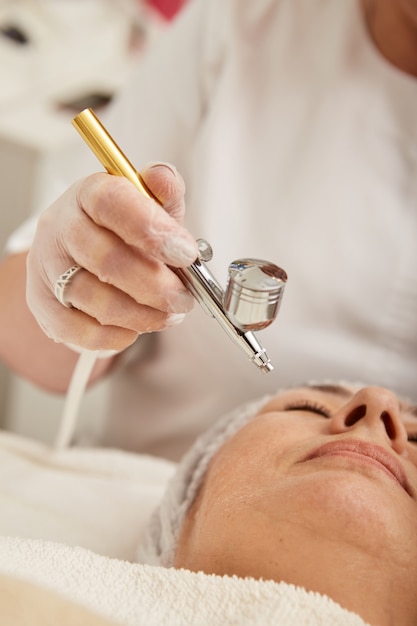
[76,173,198,267]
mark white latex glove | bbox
[26,162,198,351]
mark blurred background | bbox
[0,0,187,442]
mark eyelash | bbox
[407,433,417,444]
[284,401,331,419]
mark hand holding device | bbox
[72,108,287,372]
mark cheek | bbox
[202,415,329,506]
[196,427,325,540]
[201,469,417,577]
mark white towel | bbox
[0,536,369,626]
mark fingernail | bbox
[169,289,194,314]
[147,161,178,177]
[166,312,186,327]
[163,235,198,266]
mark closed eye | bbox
[284,401,331,418]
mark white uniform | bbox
[7,0,417,459]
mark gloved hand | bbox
[26,162,198,352]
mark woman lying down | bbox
[140,381,417,626]
[3,381,417,626]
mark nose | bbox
[330,386,408,454]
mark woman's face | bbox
[175,384,417,611]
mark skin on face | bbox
[175,384,417,625]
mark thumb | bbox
[139,161,186,222]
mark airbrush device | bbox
[72,108,287,373]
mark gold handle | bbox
[72,108,158,201]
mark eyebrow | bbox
[305,383,353,398]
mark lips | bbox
[301,440,411,496]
